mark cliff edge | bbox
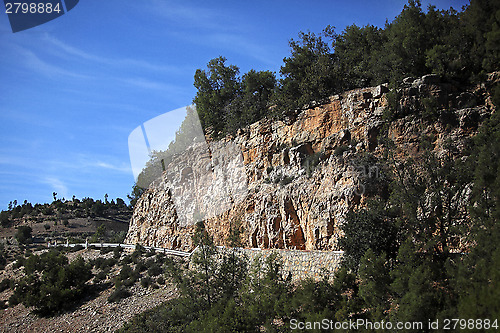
[125,74,498,251]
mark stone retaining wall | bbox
[212,247,344,283]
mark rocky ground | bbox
[0,248,180,333]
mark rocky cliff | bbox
[125,73,498,251]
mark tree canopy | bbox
[191,0,499,136]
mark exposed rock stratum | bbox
[125,74,498,251]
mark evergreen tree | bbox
[193,57,240,138]
[340,199,398,272]
[11,250,92,316]
[455,111,500,320]
[276,31,338,117]
[190,221,217,308]
[389,239,444,330]
[461,0,500,76]
[15,225,32,245]
[127,183,145,209]
[334,24,385,89]
[358,249,391,320]
[382,0,430,82]
[239,253,292,330]
[225,69,276,134]
[388,140,471,263]
[424,6,464,79]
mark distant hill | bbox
[0,196,132,246]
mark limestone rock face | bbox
[125,74,498,251]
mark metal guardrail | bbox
[47,242,344,258]
[47,241,192,257]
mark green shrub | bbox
[42,207,53,215]
[121,255,133,265]
[147,263,162,277]
[108,286,131,303]
[382,88,401,120]
[12,255,25,269]
[92,257,116,270]
[116,264,140,287]
[94,271,107,284]
[133,244,145,256]
[100,247,113,254]
[140,276,153,288]
[0,211,10,227]
[421,95,440,121]
[279,175,293,186]
[15,226,32,244]
[155,252,165,264]
[118,264,133,281]
[11,250,92,316]
[0,247,7,269]
[302,151,324,177]
[156,276,165,285]
[135,260,147,273]
[123,274,139,287]
[113,246,123,259]
[110,231,127,244]
[145,248,156,257]
[131,245,145,263]
[0,278,12,292]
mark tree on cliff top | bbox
[193,56,240,138]
[193,57,276,138]
[224,69,276,134]
[275,30,338,116]
[191,0,499,136]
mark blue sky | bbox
[0,0,469,208]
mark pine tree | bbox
[191,221,217,308]
[193,57,240,137]
[358,249,391,320]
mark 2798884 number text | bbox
[5,2,62,14]
[443,318,498,330]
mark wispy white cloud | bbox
[146,0,233,31]
[206,33,278,66]
[94,161,131,174]
[61,154,133,176]
[14,44,90,79]
[43,176,69,199]
[123,77,179,91]
[0,150,132,177]
[0,107,63,129]
[42,34,186,74]
[42,33,103,62]
[121,77,193,103]
[137,2,278,67]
